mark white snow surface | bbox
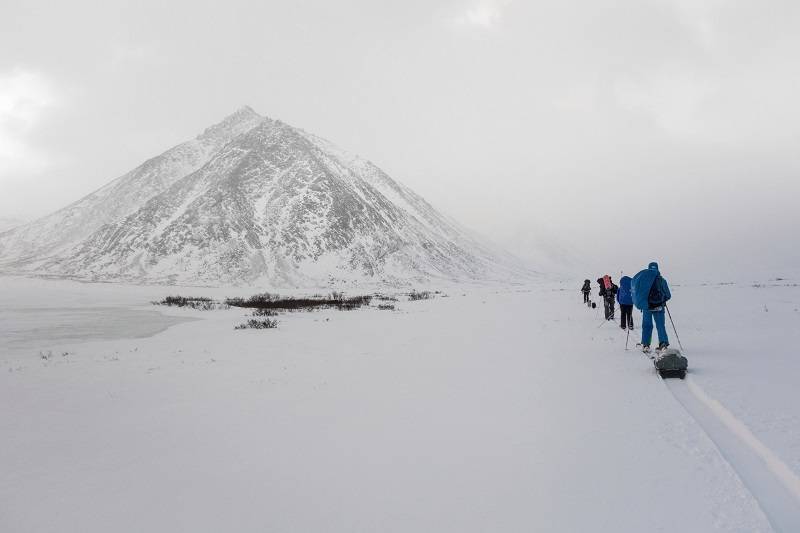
[3,275,799,532]
[0,108,531,287]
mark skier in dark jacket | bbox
[581,279,591,304]
[632,262,671,354]
[617,275,634,330]
[602,275,617,320]
[597,278,607,315]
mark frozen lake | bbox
[0,306,195,355]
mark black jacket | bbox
[606,282,618,300]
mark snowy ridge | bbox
[0,107,533,287]
[0,217,28,233]
[0,107,263,265]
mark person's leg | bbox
[654,310,669,346]
[620,305,626,328]
[626,305,634,329]
[608,297,615,319]
[641,309,653,346]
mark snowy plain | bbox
[1,275,798,532]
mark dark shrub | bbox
[153,295,226,310]
[252,308,278,317]
[235,318,278,330]
[408,290,432,301]
[226,292,372,312]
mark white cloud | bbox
[451,0,513,29]
[0,68,56,177]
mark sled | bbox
[653,348,688,379]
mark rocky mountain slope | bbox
[0,217,29,233]
[0,107,532,286]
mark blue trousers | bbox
[642,308,668,346]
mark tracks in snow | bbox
[665,376,800,532]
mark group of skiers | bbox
[580,262,672,354]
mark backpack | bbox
[648,276,665,308]
[617,276,633,305]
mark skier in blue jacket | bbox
[631,262,671,354]
[617,275,634,330]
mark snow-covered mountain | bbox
[0,216,29,233]
[0,107,532,286]
[0,107,263,264]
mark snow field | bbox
[1,278,793,531]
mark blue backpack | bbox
[632,266,671,311]
[617,276,633,305]
[632,268,657,311]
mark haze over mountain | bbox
[0,107,531,287]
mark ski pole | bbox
[597,315,616,328]
[665,304,684,352]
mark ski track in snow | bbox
[664,376,800,532]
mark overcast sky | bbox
[2,0,799,280]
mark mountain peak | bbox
[199,106,264,141]
[232,105,260,118]
[220,104,262,124]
